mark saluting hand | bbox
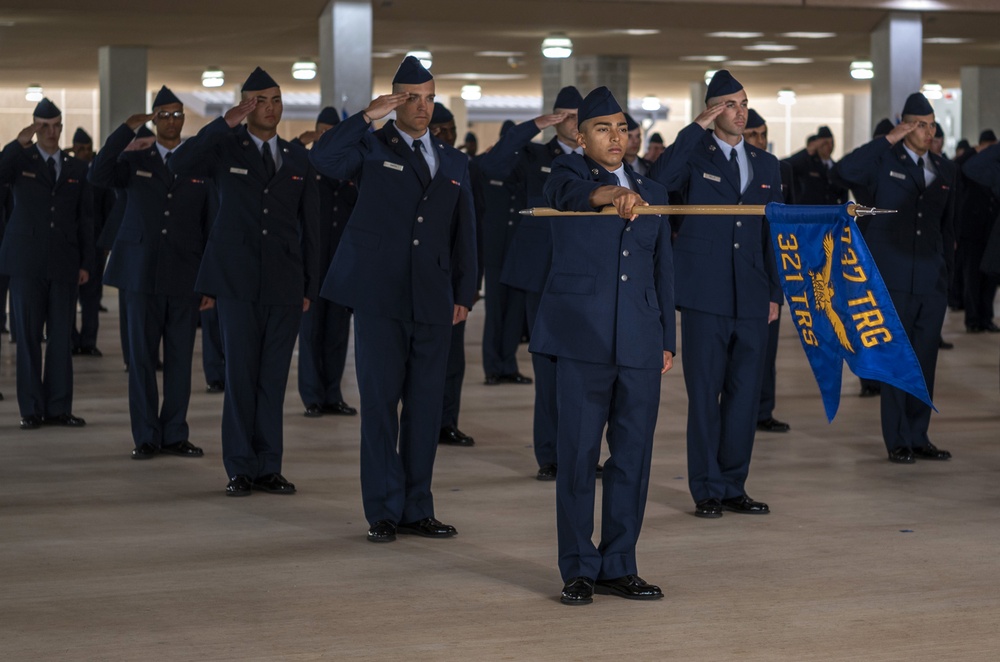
[16,121,41,147]
[224,96,258,129]
[297,129,325,146]
[363,93,410,122]
[534,112,569,131]
[885,121,917,146]
[124,136,156,152]
[125,113,155,131]
[694,103,727,130]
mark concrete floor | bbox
[1,295,999,661]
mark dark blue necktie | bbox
[262,142,276,180]
[413,139,432,183]
[47,156,57,184]
[729,148,740,186]
[916,157,926,190]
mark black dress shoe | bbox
[226,475,252,497]
[155,359,164,371]
[721,495,770,514]
[160,440,204,457]
[252,473,296,494]
[20,415,43,430]
[321,401,357,416]
[131,443,158,460]
[484,374,502,385]
[439,426,475,447]
[859,384,881,397]
[912,442,951,460]
[367,520,397,543]
[76,346,103,357]
[43,413,86,427]
[985,322,1000,333]
[98,304,109,312]
[966,324,985,334]
[536,464,557,481]
[499,372,533,384]
[595,575,663,601]
[560,577,595,606]
[595,463,604,477]
[939,338,954,350]
[0,391,4,401]
[694,498,723,519]
[396,517,457,538]
[303,403,323,418]
[205,381,224,394]
[756,417,790,433]
[888,447,915,464]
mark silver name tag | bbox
[136,170,153,178]
[540,166,551,173]
[21,171,36,178]
[489,180,504,186]
[703,172,722,183]
[889,171,906,180]
[230,167,249,175]
[383,161,404,171]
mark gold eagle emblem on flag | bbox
[809,233,855,353]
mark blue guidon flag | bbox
[765,203,933,421]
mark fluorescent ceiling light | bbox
[766,57,814,64]
[461,84,482,101]
[25,85,43,102]
[923,37,971,44]
[850,61,874,80]
[201,69,225,88]
[681,55,728,62]
[777,89,797,106]
[705,70,719,85]
[743,43,797,52]
[616,29,661,36]
[641,95,661,111]
[707,31,763,39]
[921,82,944,100]
[542,34,573,59]
[291,60,317,81]
[780,32,836,39]
[724,60,769,67]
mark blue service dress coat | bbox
[784,149,848,206]
[476,119,570,467]
[834,138,955,453]
[0,141,95,419]
[537,153,675,583]
[473,155,527,377]
[297,169,357,408]
[170,118,320,480]
[310,113,478,526]
[648,123,782,505]
[90,124,214,449]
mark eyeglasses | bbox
[156,111,185,119]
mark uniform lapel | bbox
[237,126,270,184]
[270,139,294,185]
[892,143,925,193]
[706,135,741,194]
[147,147,173,186]
[385,121,431,188]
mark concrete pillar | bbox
[960,67,1000,145]
[870,12,922,127]
[689,81,707,122]
[319,0,372,116]
[98,46,147,144]
[541,55,629,139]
[843,92,872,151]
